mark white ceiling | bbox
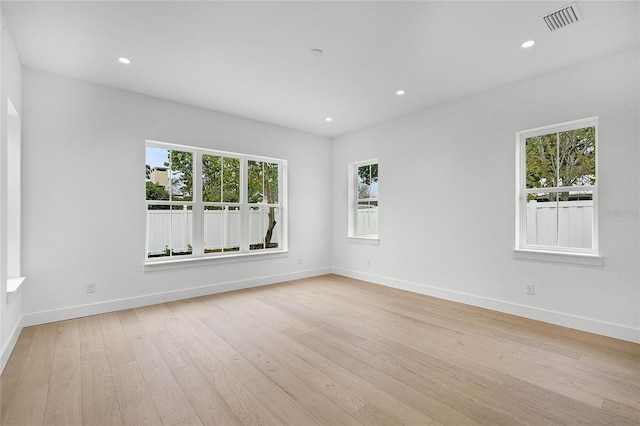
[2,1,639,137]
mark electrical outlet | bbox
[87,282,96,293]
[525,284,535,295]
[366,259,371,267]
[298,258,303,265]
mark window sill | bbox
[348,236,379,245]
[513,249,603,267]
[7,276,26,293]
[144,250,288,272]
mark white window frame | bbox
[7,99,25,292]
[145,140,288,267]
[348,159,379,243]
[515,117,600,263]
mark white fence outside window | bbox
[147,208,280,254]
[354,201,592,247]
[526,200,593,248]
[148,201,592,253]
[357,206,378,236]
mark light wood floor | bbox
[1,275,638,425]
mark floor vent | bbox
[543,2,582,31]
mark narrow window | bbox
[349,159,379,240]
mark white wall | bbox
[21,68,332,324]
[332,47,640,342]
[0,13,24,371]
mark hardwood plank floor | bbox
[1,274,638,425]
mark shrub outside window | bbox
[516,118,598,255]
[145,141,287,261]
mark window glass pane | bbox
[249,206,280,250]
[170,150,193,202]
[248,161,263,203]
[248,161,279,203]
[170,205,193,256]
[146,147,170,200]
[147,204,193,258]
[202,155,240,203]
[356,201,378,236]
[370,163,378,198]
[558,191,593,249]
[526,192,557,246]
[223,157,240,203]
[358,165,371,199]
[526,134,557,189]
[357,163,378,199]
[202,154,222,202]
[559,127,596,187]
[204,206,241,253]
[147,205,171,258]
[265,162,278,203]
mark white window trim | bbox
[145,140,288,265]
[515,117,599,262]
[512,248,602,267]
[6,100,25,292]
[347,236,379,245]
[143,251,289,272]
[348,159,379,242]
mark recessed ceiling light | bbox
[325,117,333,122]
[118,57,131,64]
[310,49,324,57]
[521,40,536,48]
[396,90,406,95]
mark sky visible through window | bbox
[146,146,169,169]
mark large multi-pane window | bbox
[145,141,286,261]
[349,159,379,239]
[516,118,598,255]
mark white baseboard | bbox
[332,267,640,344]
[23,267,331,327]
[1,316,24,374]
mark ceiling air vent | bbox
[542,2,582,31]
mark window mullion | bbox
[555,132,560,248]
[223,206,229,250]
[221,157,224,203]
[193,151,203,256]
[354,164,360,232]
[240,157,249,253]
[168,151,174,256]
[279,161,287,251]
[523,186,596,194]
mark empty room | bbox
[0,1,638,425]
